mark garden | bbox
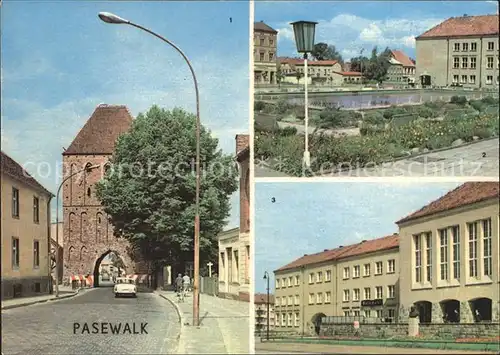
[254,96,499,176]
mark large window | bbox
[12,237,20,268]
[468,222,478,278]
[353,265,360,278]
[343,289,350,302]
[33,240,40,268]
[343,267,350,279]
[325,270,331,282]
[227,248,233,282]
[425,232,432,282]
[363,263,371,276]
[353,288,360,301]
[33,196,40,223]
[414,234,422,282]
[452,226,460,280]
[12,187,20,218]
[364,287,371,300]
[375,261,383,275]
[439,229,449,281]
[483,219,492,277]
[375,286,383,299]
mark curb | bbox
[155,291,186,354]
[1,288,88,310]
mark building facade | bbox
[387,58,405,82]
[273,235,400,334]
[390,50,416,83]
[255,293,276,333]
[278,58,344,86]
[50,222,63,284]
[416,14,499,88]
[1,151,54,299]
[254,21,278,85]
[62,104,143,285]
[397,182,499,324]
[218,134,250,301]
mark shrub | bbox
[469,100,486,112]
[481,96,499,105]
[275,98,292,114]
[360,124,385,136]
[318,109,361,128]
[279,126,298,136]
[382,106,408,119]
[450,95,467,105]
[363,111,385,125]
[254,101,266,111]
[414,106,436,118]
[424,100,446,110]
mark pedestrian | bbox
[175,273,183,294]
[182,273,191,292]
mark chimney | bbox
[339,245,343,248]
[361,240,367,243]
[235,134,249,156]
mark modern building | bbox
[1,151,54,299]
[218,134,250,301]
[390,50,416,83]
[254,21,278,85]
[255,293,276,333]
[415,14,499,88]
[397,182,499,324]
[273,234,400,334]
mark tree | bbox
[96,106,238,268]
[311,42,343,63]
[295,71,304,84]
[276,67,285,88]
[360,46,392,83]
[109,253,126,276]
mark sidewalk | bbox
[156,291,250,354]
[2,285,84,310]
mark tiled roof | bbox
[397,182,499,224]
[417,15,499,39]
[390,50,415,67]
[254,21,278,33]
[342,71,363,76]
[255,293,275,304]
[1,151,53,196]
[63,104,133,155]
[275,234,399,272]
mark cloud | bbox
[277,27,295,42]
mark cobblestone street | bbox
[1,286,180,354]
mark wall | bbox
[1,173,52,299]
[416,38,449,87]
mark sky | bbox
[1,1,250,228]
[254,181,463,294]
[255,1,499,60]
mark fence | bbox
[199,276,218,296]
[321,316,397,324]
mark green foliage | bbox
[96,106,238,264]
[254,101,266,111]
[480,96,499,105]
[469,100,486,112]
[414,106,437,118]
[450,95,467,105]
[317,109,362,128]
[363,111,385,125]
[275,98,293,115]
[390,113,418,128]
[424,100,447,110]
[311,42,343,62]
[279,126,298,136]
[255,114,280,133]
[484,105,499,115]
[382,106,407,119]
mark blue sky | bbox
[256,1,498,60]
[1,1,249,227]
[254,182,463,294]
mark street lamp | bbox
[55,164,100,297]
[290,21,317,168]
[263,271,270,341]
[98,11,202,327]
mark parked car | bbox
[114,277,137,298]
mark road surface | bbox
[1,284,180,354]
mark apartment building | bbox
[398,182,499,324]
[273,234,400,334]
[255,293,275,332]
[387,57,405,82]
[1,151,54,299]
[218,134,250,301]
[390,50,416,83]
[254,21,278,85]
[416,14,499,88]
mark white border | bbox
[254,176,500,183]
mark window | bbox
[294,313,300,327]
[325,292,331,303]
[439,228,449,281]
[286,277,291,287]
[325,270,331,282]
[375,286,382,299]
[343,289,350,302]
[288,295,293,305]
[233,250,239,282]
[388,309,395,320]
[33,240,40,268]
[363,263,371,276]
[269,52,275,61]
[414,234,422,282]
[453,43,460,52]
[471,42,477,52]
[344,311,350,317]
[259,38,264,46]
[12,187,19,218]
[295,295,300,305]
[387,285,395,299]
[353,310,360,317]
[462,43,468,51]
[483,219,492,277]
[364,287,371,300]
[453,57,460,68]
[309,273,314,284]
[387,260,395,273]
[469,75,476,84]
[487,57,494,69]
[487,41,494,51]
[281,313,286,326]
[453,75,459,83]
[470,57,476,69]
[276,297,280,306]
[425,232,432,282]
[308,293,314,304]
[33,197,39,223]
[12,237,20,268]
[269,38,274,46]
[486,75,493,84]
[462,57,468,68]
[375,261,382,275]
[259,52,264,62]
[452,226,460,280]
[288,313,293,326]
[364,310,371,318]
[468,222,478,277]
[353,288,360,301]
[316,271,323,283]
[376,310,383,318]
[353,265,360,278]
[343,267,350,279]
[316,292,323,304]
[461,75,467,83]
[294,275,300,286]
[227,248,233,282]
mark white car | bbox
[114,277,137,298]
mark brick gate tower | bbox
[62,104,142,283]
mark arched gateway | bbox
[62,105,145,284]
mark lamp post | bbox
[98,12,202,327]
[290,21,317,168]
[360,48,365,87]
[263,271,270,341]
[55,164,100,297]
